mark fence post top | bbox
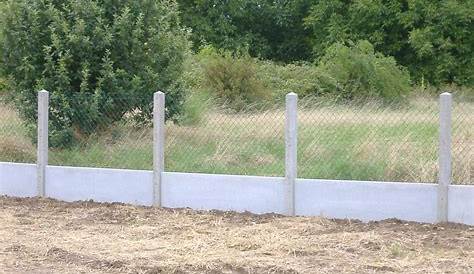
[154,91,165,95]
[38,89,49,94]
[286,92,298,98]
[440,92,452,97]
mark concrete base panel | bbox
[1,162,473,225]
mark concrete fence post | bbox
[285,92,298,216]
[437,92,452,223]
[37,90,49,197]
[153,91,165,207]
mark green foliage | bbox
[0,77,7,95]
[178,0,473,88]
[257,61,334,99]
[403,0,474,86]
[0,0,189,147]
[305,0,474,87]
[177,0,313,62]
[317,40,411,102]
[197,47,270,111]
[256,41,411,103]
[184,41,410,108]
[179,90,211,125]
[305,0,408,61]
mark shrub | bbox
[0,0,189,147]
[178,91,211,126]
[197,46,270,111]
[317,40,411,102]
[257,61,335,100]
[183,41,410,110]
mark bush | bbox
[178,90,211,126]
[0,0,189,146]
[317,40,411,102]
[183,41,410,110]
[197,46,270,111]
[257,61,335,100]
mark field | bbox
[0,97,472,184]
[0,196,473,273]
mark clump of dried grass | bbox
[0,137,35,163]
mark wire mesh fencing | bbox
[1,90,472,184]
[0,95,36,163]
[47,95,153,170]
[297,99,440,183]
[165,107,285,176]
[452,99,473,185]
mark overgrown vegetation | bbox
[0,0,189,147]
[197,47,270,111]
[179,0,473,87]
[184,41,410,112]
[317,40,411,102]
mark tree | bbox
[305,0,473,86]
[402,0,474,85]
[177,0,314,62]
[0,0,190,146]
[305,0,410,65]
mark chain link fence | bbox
[1,92,472,184]
[452,99,473,184]
[298,99,440,183]
[166,108,285,176]
[0,96,36,163]
[48,95,153,170]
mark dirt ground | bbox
[0,196,473,274]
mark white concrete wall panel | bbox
[296,179,438,223]
[449,185,474,225]
[162,172,287,214]
[0,163,473,225]
[46,165,153,206]
[0,162,37,197]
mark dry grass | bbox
[0,103,36,162]
[167,99,472,183]
[0,196,472,273]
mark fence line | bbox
[31,90,463,222]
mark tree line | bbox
[177,0,474,86]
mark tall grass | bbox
[0,98,472,184]
[0,103,35,163]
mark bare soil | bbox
[0,196,473,273]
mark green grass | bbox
[0,98,472,184]
[298,122,439,181]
